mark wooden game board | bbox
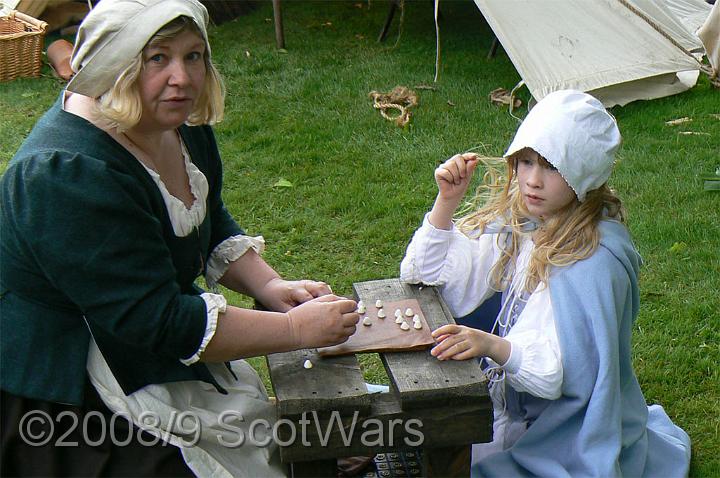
[317,298,435,356]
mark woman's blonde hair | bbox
[456,150,625,294]
[95,16,225,132]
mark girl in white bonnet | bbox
[400,89,691,476]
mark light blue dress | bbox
[472,220,691,477]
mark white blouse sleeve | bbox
[205,234,265,288]
[180,292,226,365]
[400,213,502,317]
[499,285,563,399]
[181,235,265,365]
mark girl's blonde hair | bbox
[95,16,225,132]
[456,151,625,294]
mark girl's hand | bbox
[434,153,479,203]
[431,324,511,364]
[428,153,480,229]
[431,324,487,361]
[260,278,333,312]
[287,295,359,348]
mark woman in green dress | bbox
[0,1,359,475]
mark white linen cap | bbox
[67,0,210,98]
[504,90,621,202]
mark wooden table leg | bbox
[377,0,399,42]
[272,0,285,49]
[424,445,471,477]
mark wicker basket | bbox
[0,10,48,82]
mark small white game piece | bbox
[405,308,414,317]
[394,308,402,318]
[377,309,386,319]
[375,299,384,308]
[363,317,373,326]
[395,316,404,324]
[413,321,423,330]
[357,301,366,314]
[412,314,421,323]
[303,359,313,369]
[400,321,411,331]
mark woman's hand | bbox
[287,295,359,348]
[260,278,333,312]
[431,324,509,364]
[428,153,479,230]
[218,250,334,312]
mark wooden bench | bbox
[266,278,492,477]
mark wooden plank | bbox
[276,391,492,462]
[353,279,488,410]
[317,298,434,356]
[267,348,370,418]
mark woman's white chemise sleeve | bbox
[205,234,265,288]
[498,285,563,400]
[400,213,502,318]
[178,234,265,364]
[180,292,226,365]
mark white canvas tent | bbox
[470,0,717,107]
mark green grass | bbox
[1,1,718,475]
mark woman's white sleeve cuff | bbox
[501,341,522,375]
[180,292,227,365]
[205,235,265,288]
